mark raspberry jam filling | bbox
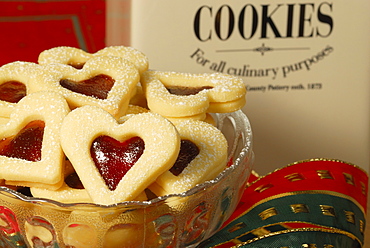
[90,136,145,191]
[0,120,45,162]
[166,86,213,96]
[169,139,199,176]
[59,74,115,100]
[0,81,27,103]
[65,172,84,189]
[68,62,85,70]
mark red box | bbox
[0,0,106,65]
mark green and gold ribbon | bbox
[198,159,368,248]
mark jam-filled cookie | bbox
[37,55,139,118]
[0,61,45,117]
[30,160,93,203]
[38,46,149,74]
[31,159,148,203]
[141,70,246,119]
[149,119,228,196]
[0,91,70,189]
[60,105,181,205]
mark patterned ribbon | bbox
[199,158,368,248]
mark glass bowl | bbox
[0,110,253,248]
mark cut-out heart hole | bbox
[166,86,213,96]
[169,139,199,176]
[90,136,145,191]
[60,74,115,100]
[0,81,26,103]
[0,120,45,162]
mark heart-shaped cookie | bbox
[31,160,93,203]
[60,105,180,205]
[31,158,149,203]
[0,91,70,188]
[141,70,246,119]
[0,61,45,117]
[94,46,149,74]
[149,119,228,196]
[38,46,149,74]
[36,55,139,118]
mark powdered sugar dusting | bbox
[38,55,139,118]
[0,91,69,185]
[0,45,248,206]
[141,70,246,118]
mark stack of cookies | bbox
[0,46,246,205]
